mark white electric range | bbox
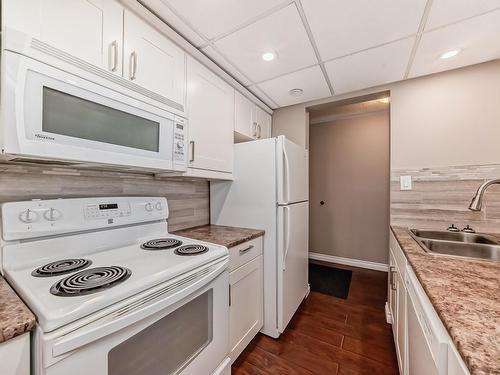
[0,197,230,375]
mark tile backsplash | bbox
[391,164,500,233]
[0,162,209,232]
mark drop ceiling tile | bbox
[325,37,414,95]
[426,0,500,30]
[410,10,500,78]
[257,65,330,107]
[162,0,285,40]
[214,4,317,83]
[202,46,252,86]
[142,0,207,47]
[301,0,426,61]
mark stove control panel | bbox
[84,202,131,220]
[1,197,169,241]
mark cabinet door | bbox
[255,106,272,139]
[9,0,123,74]
[229,255,263,363]
[234,91,256,140]
[123,9,186,106]
[395,271,407,375]
[186,57,234,173]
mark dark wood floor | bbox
[231,262,399,375]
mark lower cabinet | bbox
[388,230,471,375]
[228,237,263,363]
[0,333,30,375]
[388,247,407,375]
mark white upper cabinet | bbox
[234,91,272,142]
[234,91,257,140]
[5,0,124,75]
[255,106,272,139]
[123,9,186,107]
[186,56,234,175]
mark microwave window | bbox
[42,87,160,152]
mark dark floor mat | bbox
[309,263,352,299]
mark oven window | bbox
[42,87,160,152]
[108,290,213,375]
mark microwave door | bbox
[3,51,185,172]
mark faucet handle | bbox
[461,225,476,233]
[447,224,460,232]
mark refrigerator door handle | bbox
[282,206,291,270]
[282,143,290,205]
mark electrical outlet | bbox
[400,175,412,191]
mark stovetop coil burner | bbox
[141,238,182,250]
[50,266,131,297]
[32,259,92,277]
[175,244,209,256]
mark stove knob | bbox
[155,202,162,211]
[145,203,154,212]
[19,209,39,223]
[43,208,62,221]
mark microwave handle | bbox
[129,51,138,80]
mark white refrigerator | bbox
[211,135,309,338]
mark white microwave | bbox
[0,50,188,172]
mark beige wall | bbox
[273,60,500,168]
[271,105,309,148]
[309,111,390,263]
[0,163,209,232]
[390,60,500,169]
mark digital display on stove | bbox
[99,203,118,210]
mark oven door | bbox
[2,51,185,171]
[35,259,229,375]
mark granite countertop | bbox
[173,224,264,248]
[391,226,500,375]
[0,276,36,343]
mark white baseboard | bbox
[309,252,389,272]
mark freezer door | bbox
[277,136,309,205]
[277,202,309,333]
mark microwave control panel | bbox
[173,116,188,170]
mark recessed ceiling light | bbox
[440,49,461,59]
[262,52,276,61]
[289,88,303,97]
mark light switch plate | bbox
[400,175,412,191]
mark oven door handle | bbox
[50,258,228,358]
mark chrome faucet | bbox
[468,179,500,211]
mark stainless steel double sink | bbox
[409,229,500,261]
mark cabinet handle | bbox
[389,266,394,290]
[109,40,119,72]
[257,124,262,139]
[252,122,258,137]
[130,51,138,80]
[189,141,195,162]
[229,284,231,306]
[390,267,397,291]
[239,245,254,255]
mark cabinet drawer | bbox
[228,237,263,272]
